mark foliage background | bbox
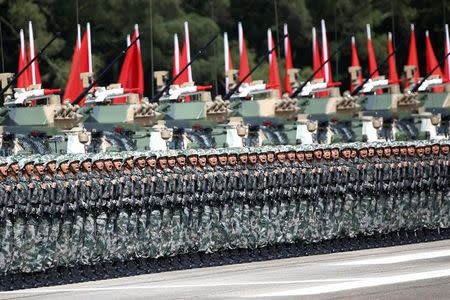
[0,0,448,96]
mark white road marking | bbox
[0,279,363,294]
[251,268,450,297]
[332,249,450,266]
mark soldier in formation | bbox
[0,140,449,275]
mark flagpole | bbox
[87,22,92,73]
[0,22,4,73]
[28,21,36,85]
[149,0,154,97]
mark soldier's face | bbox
[287,152,295,161]
[296,152,305,161]
[276,153,285,163]
[10,163,19,174]
[125,158,133,168]
[147,158,157,168]
[392,147,399,156]
[424,146,431,155]
[207,156,218,166]
[305,152,313,160]
[168,158,176,167]
[416,148,424,157]
[351,149,357,158]
[342,150,351,159]
[24,163,34,175]
[113,160,122,170]
[331,149,339,159]
[407,147,415,156]
[82,161,92,172]
[188,156,198,166]
[70,162,80,173]
[47,161,57,173]
[158,158,167,168]
[35,164,45,175]
[267,153,275,162]
[441,145,449,154]
[218,155,227,165]
[60,162,69,173]
[228,156,237,165]
[239,155,248,164]
[0,165,7,176]
[368,148,375,157]
[400,147,407,156]
[248,154,257,164]
[432,145,440,155]
[359,149,368,158]
[376,149,383,157]
[94,161,104,171]
[176,156,186,167]
[313,150,322,160]
[323,150,331,159]
[104,160,114,171]
[384,148,391,157]
[258,154,267,163]
[137,158,146,169]
[198,156,207,167]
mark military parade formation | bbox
[0,140,448,277]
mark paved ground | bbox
[2,240,450,299]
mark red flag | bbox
[406,24,420,87]
[387,32,400,84]
[27,21,41,85]
[283,24,294,95]
[118,24,145,102]
[267,29,281,95]
[17,29,30,89]
[176,21,192,87]
[64,25,90,105]
[238,22,252,83]
[444,24,450,83]
[366,24,383,94]
[425,30,444,92]
[350,36,363,93]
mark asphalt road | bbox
[2,240,450,299]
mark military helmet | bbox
[56,155,69,166]
[186,149,198,157]
[19,156,35,169]
[33,156,45,165]
[44,154,58,165]
[145,151,158,159]
[112,153,123,161]
[7,156,20,167]
[0,157,7,166]
[207,149,217,157]
[132,151,145,161]
[91,153,104,163]
[79,154,92,164]
[122,151,134,162]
